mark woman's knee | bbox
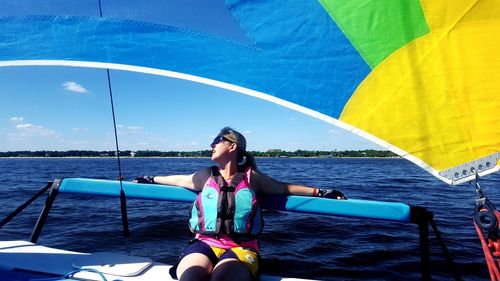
[179,266,211,281]
[177,253,213,281]
[210,259,253,281]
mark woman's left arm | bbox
[251,170,347,199]
[251,170,315,196]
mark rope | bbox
[29,267,123,281]
[473,171,500,281]
[98,0,104,17]
[106,69,131,255]
[98,0,131,255]
[0,182,52,228]
[429,217,462,280]
[474,218,500,280]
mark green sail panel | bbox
[320,0,430,68]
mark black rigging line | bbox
[98,0,104,17]
[106,69,131,255]
[99,0,131,255]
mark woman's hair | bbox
[241,151,257,171]
[218,127,257,170]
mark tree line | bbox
[0,149,398,158]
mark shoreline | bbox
[0,156,401,159]
[0,150,398,159]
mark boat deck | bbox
[0,240,316,281]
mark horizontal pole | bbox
[59,178,411,223]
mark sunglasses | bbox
[211,135,232,146]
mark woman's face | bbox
[210,135,234,162]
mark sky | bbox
[0,65,383,152]
[0,1,384,152]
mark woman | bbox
[134,127,345,281]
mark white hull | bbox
[0,240,316,281]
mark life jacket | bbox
[189,166,263,239]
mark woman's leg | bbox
[177,253,213,281]
[210,258,253,281]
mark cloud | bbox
[117,124,143,129]
[17,123,42,129]
[15,123,58,137]
[62,81,88,93]
[117,124,144,135]
[10,116,24,122]
[127,126,143,131]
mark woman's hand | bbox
[317,189,347,200]
[133,176,155,184]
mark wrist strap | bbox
[312,187,319,197]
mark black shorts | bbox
[169,239,260,280]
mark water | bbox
[0,157,498,280]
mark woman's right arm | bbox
[150,167,210,191]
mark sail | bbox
[0,0,499,185]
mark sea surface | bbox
[1,157,499,280]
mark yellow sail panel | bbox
[421,0,500,31]
[340,19,500,179]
